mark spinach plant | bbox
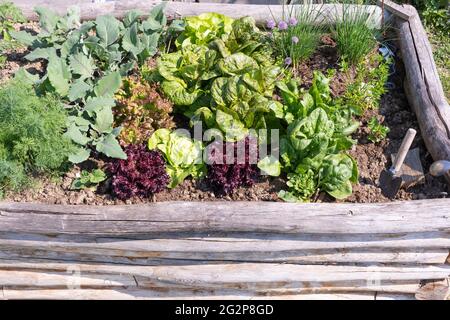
[268,72,359,201]
[12,4,167,162]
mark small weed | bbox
[71,169,107,190]
[342,52,390,112]
[367,116,390,143]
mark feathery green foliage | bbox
[0,81,75,197]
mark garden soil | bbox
[2,28,448,204]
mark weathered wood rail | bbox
[0,201,449,300]
[3,0,450,300]
[380,0,450,180]
[13,0,383,27]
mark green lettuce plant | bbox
[175,12,234,48]
[12,4,167,162]
[157,16,283,141]
[148,129,205,188]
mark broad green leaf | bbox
[68,147,91,164]
[14,68,40,85]
[161,80,201,106]
[93,106,114,133]
[25,47,56,61]
[64,123,90,146]
[84,97,115,116]
[35,7,60,35]
[10,30,36,46]
[94,71,121,97]
[215,109,248,141]
[122,23,143,56]
[95,134,126,159]
[95,15,121,47]
[47,53,71,96]
[148,2,167,26]
[217,52,258,76]
[123,10,142,27]
[68,80,92,102]
[69,52,95,80]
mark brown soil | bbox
[1,31,449,204]
[0,22,43,83]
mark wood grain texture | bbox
[0,200,449,299]
[0,200,449,235]
[13,0,382,27]
[397,6,450,165]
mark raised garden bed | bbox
[0,0,449,300]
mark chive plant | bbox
[331,0,381,65]
[267,1,324,71]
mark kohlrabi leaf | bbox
[69,52,95,80]
[95,15,121,47]
[94,71,122,97]
[95,134,126,159]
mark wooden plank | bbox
[0,235,448,265]
[0,200,449,235]
[12,0,382,27]
[0,270,136,289]
[415,278,450,300]
[1,260,449,286]
[0,288,379,300]
[377,0,414,20]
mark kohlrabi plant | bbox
[148,129,205,188]
[71,169,107,190]
[12,4,167,163]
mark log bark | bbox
[0,200,449,235]
[395,6,450,166]
[12,0,382,27]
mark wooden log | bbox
[0,288,381,300]
[1,259,449,288]
[0,200,449,235]
[396,6,450,166]
[0,233,448,265]
[377,0,414,21]
[415,278,450,300]
[12,0,382,27]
